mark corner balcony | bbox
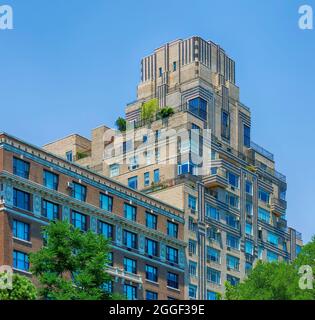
[106,266,143,285]
[203,168,228,189]
[271,197,287,217]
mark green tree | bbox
[30,220,113,300]
[140,98,159,121]
[0,273,37,300]
[115,117,126,132]
[157,106,174,119]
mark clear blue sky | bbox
[1,0,314,242]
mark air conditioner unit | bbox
[67,182,74,189]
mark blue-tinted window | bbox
[167,272,179,289]
[226,274,240,286]
[159,67,162,77]
[146,212,157,229]
[245,262,253,274]
[225,213,239,229]
[143,135,148,143]
[207,291,218,300]
[245,180,253,195]
[189,284,197,299]
[123,230,137,249]
[267,232,279,246]
[173,61,177,71]
[103,280,113,294]
[98,220,113,239]
[72,182,87,202]
[227,255,240,271]
[145,238,158,256]
[245,241,254,255]
[226,234,240,250]
[43,170,58,190]
[189,240,197,255]
[124,284,137,300]
[207,268,221,284]
[221,111,230,140]
[267,250,278,262]
[189,261,197,276]
[13,220,30,241]
[206,204,220,220]
[167,221,178,238]
[258,207,270,223]
[144,172,150,186]
[259,189,270,203]
[153,169,160,183]
[13,250,29,271]
[146,290,158,300]
[128,176,138,189]
[72,211,87,231]
[166,246,178,264]
[178,162,196,175]
[13,157,30,179]
[145,265,158,282]
[227,172,239,188]
[188,195,197,211]
[246,202,253,215]
[66,151,73,162]
[207,247,220,263]
[13,188,30,211]
[188,97,207,121]
[124,257,137,274]
[100,193,113,212]
[42,200,59,220]
[243,125,251,147]
[124,204,137,221]
[245,222,253,235]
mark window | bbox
[124,284,137,300]
[159,67,162,77]
[246,202,253,215]
[143,135,148,143]
[146,290,158,300]
[227,172,239,188]
[188,97,207,121]
[208,228,221,243]
[144,172,150,186]
[227,255,240,271]
[123,230,137,249]
[124,257,137,274]
[245,240,254,255]
[189,261,197,277]
[267,250,278,262]
[189,285,197,299]
[221,111,230,140]
[72,182,87,202]
[173,61,177,71]
[153,169,160,183]
[66,151,73,162]
[267,232,279,246]
[226,234,240,250]
[245,222,253,236]
[207,247,220,263]
[146,265,158,282]
[167,221,178,238]
[259,188,270,204]
[178,162,196,175]
[128,176,138,189]
[245,180,253,195]
[100,193,113,212]
[188,195,197,212]
[145,238,158,256]
[207,268,221,284]
[225,213,239,229]
[243,125,251,147]
[258,246,264,259]
[72,211,87,231]
[207,291,218,300]
[226,192,239,209]
[13,250,29,271]
[226,275,240,286]
[13,157,30,179]
[129,156,139,171]
[258,207,270,223]
[166,246,178,264]
[296,245,302,255]
[43,170,58,190]
[42,200,59,220]
[13,188,30,211]
[146,212,157,229]
[245,262,253,274]
[188,217,197,232]
[206,204,220,220]
[109,164,119,177]
[107,252,113,266]
[189,240,197,255]
[167,272,179,289]
[124,204,137,221]
[98,221,113,239]
[13,220,30,241]
[103,280,113,294]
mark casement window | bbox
[13,157,30,179]
[13,220,30,241]
[43,170,58,190]
[42,200,59,220]
[99,193,113,212]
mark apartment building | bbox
[42,36,303,300]
[0,133,186,300]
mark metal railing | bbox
[250,141,274,161]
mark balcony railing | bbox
[106,266,143,284]
[250,141,274,161]
[296,231,302,241]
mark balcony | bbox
[203,168,228,189]
[271,197,287,217]
[250,141,274,161]
[106,266,143,284]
